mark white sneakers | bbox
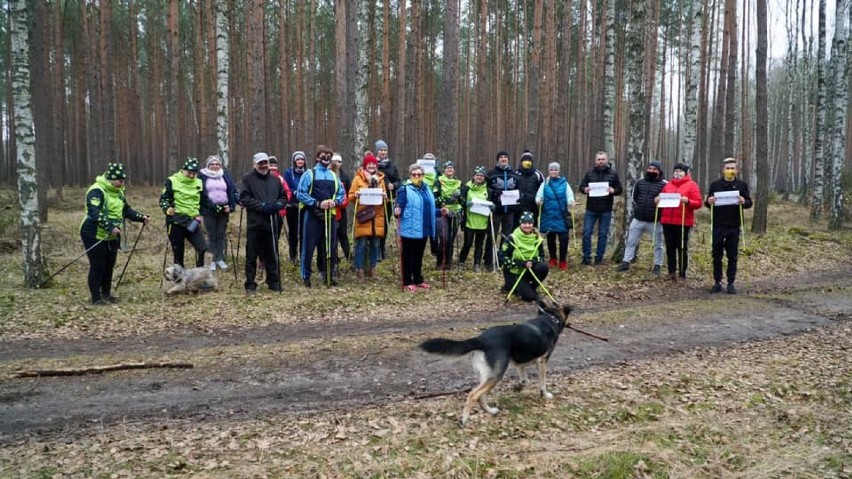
[209,261,229,271]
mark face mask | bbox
[521,160,533,169]
[644,171,658,181]
[673,171,685,179]
[724,171,736,181]
[411,178,423,187]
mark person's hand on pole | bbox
[166,207,175,216]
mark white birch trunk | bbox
[215,0,230,167]
[620,0,646,255]
[681,0,702,165]
[353,0,369,165]
[12,0,48,287]
[829,0,848,228]
[602,0,616,156]
[784,3,797,200]
[811,0,827,218]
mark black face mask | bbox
[644,171,658,181]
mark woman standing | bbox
[458,166,490,272]
[535,162,575,271]
[80,163,149,305]
[435,161,463,269]
[159,157,213,268]
[348,152,387,278]
[656,163,702,281]
[394,164,447,291]
[199,155,238,270]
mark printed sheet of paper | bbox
[416,158,436,174]
[358,188,384,206]
[469,198,494,216]
[500,189,520,206]
[713,190,740,206]
[657,192,682,208]
[588,182,610,197]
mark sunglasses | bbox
[411,173,423,177]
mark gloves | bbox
[451,190,462,200]
[466,200,473,207]
[273,201,285,211]
[261,202,276,215]
[489,204,496,211]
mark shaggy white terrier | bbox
[163,264,218,294]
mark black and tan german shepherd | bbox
[420,300,573,426]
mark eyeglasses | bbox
[411,173,423,177]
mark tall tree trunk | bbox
[526,0,543,151]
[829,0,848,229]
[724,0,738,158]
[394,0,407,159]
[753,0,770,233]
[602,0,616,156]
[682,0,703,165]
[438,0,460,162]
[248,0,265,151]
[100,0,116,163]
[811,0,827,218]
[354,0,369,160]
[30,0,52,220]
[709,0,732,177]
[334,0,349,158]
[167,0,180,166]
[11,0,48,286]
[784,0,798,200]
[216,0,230,167]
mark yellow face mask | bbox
[411,178,423,187]
[723,171,736,181]
[521,160,533,169]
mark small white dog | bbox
[163,264,218,294]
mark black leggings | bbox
[459,227,487,265]
[82,236,119,303]
[167,223,207,268]
[401,237,427,286]
[545,232,569,262]
[663,224,692,276]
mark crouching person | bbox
[499,211,549,302]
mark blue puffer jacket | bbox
[396,182,438,239]
[536,176,575,233]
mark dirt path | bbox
[1,270,850,442]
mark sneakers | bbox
[245,288,257,296]
[103,295,120,304]
[269,284,283,293]
[548,258,558,268]
[216,261,228,270]
[616,261,630,272]
[652,265,661,277]
[416,282,431,290]
[581,258,591,266]
[368,267,378,278]
[405,284,418,292]
[303,278,312,288]
[356,269,365,279]
[711,282,723,293]
[209,263,217,271]
[726,283,737,294]
[559,261,568,271]
[594,257,603,265]
[473,264,481,273]
[91,299,110,306]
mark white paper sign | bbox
[500,189,520,205]
[470,198,493,217]
[588,182,610,197]
[416,158,436,174]
[713,190,740,206]
[657,193,682,208]
[358,188,384,205]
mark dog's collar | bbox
[537,306,562,327]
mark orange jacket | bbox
[348,168,387,239]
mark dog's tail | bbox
[419,337,483,356]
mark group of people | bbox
[79,142,752,305]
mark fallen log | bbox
[11,362,194,378]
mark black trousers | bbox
[167,223,207,268]
[434,215,460,268]
[484,211,515,269]
[245,227,281,290]
[712,225,741,283]
[502,262,549,302]
[546,232,569,262]
[82,236,119,303]
[459,227,487,265]
[401,237,428,286]
[663,224,692,276]
[285,206,304,261]
[336,208,351,260]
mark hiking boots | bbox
[581,258,592,266]
[652,265,661,277]
[726,283,737,294]
[549,258,558,268]
[667,272,677,282]
[594,257,603,265]
[711,282,723,293]
[303,278,312,288]
[356,269,365,279]
[368,267,377,278]
[616,261,630,272]
[559,261,568,271]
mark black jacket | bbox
[486,165,521,213]
[240,170,286,231]
[378,160,401,193]
[705,177,753,228]
[516,167,545,209]
[632,176,666,222]
[579,165,623,212]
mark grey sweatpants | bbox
[622,218,663,265]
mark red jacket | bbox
[659,175,702,227]
[270,171,292,217]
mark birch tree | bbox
[215,0,229,167]
[682,0,702,165]
[783,0,797,200]
[602,0,615,155]
[829,0,848,229]
[353,0,370,162]
[811,0,827,218]
[11,0,48,286]
[438,0,460,162]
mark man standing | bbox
[240,152,287,294]
[297,145,345,287]
[615,160,666,275]
[705,157,753,294]
[515,149,545,227]
[579,151,623,265]
[484,150,520,271]
[375,140,400,261]
[160,157,212,268]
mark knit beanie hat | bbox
[673,162,689,174]
[473,165,486,175]
[519,211,535,224]
[205,155,221,168]
[363,152,378,168]
[548,162,560,171]
[648,160,663,172]
[375,140,388,151]
[443,161,454,169]
[104,162,127,180]
[521,150,534,162]
[291,151,306,165]
[183,157,200,172]
[496,150,510,160]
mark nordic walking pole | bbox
[505,269,526,303]
[159,224,172,288]
[679,202,686,277]
[396,216,405,291]
[270,215,281,293]
[537,203,543,230]
[39,238,107,288]
[489,215,500,271]
[441,214,448,289]
[325,208,332,287]
[526,267,557,303]
[234,206,243,284]
[115,221,147,292]
[739,203,746,248]
[651,206,660,272]
[351,198,359,239]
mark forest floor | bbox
[0,189,850,478]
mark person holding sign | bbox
[705,158,753,294]
[498,211,549,302]
[484,151,521,271]
[615,160,666,275]
[458,166,492,272]
[535,162,575,271]
[579,151,623,265]
[655,163,702,281]
[349,152,388,279]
